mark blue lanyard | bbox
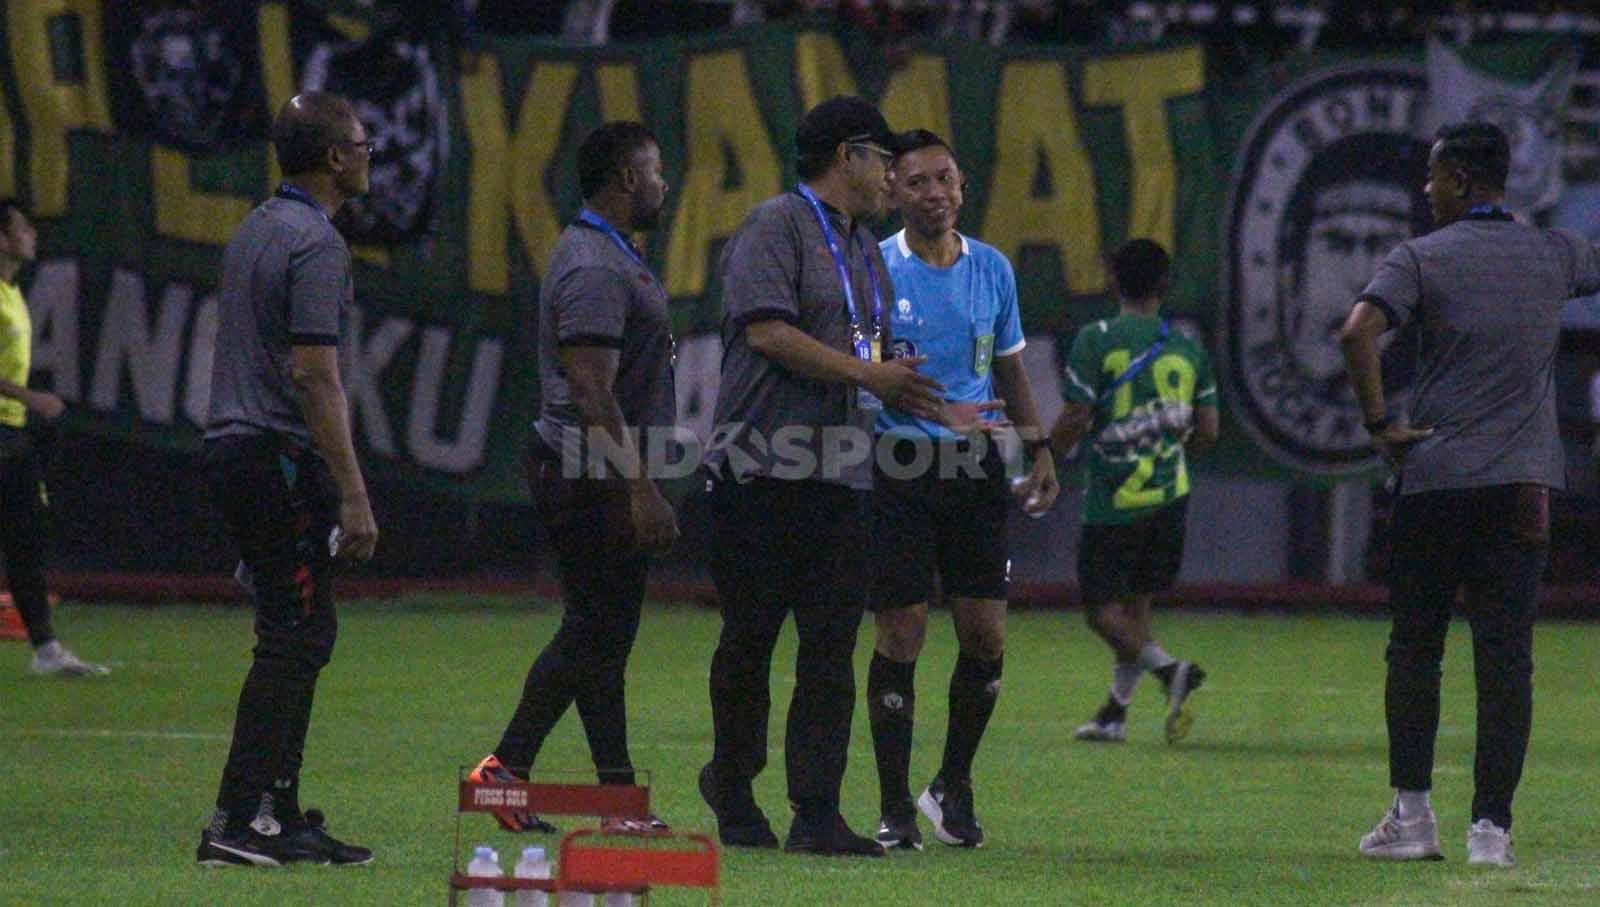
[795,184,883,334]
[274,182,330,223]
[1104,319,1171,396]
[577,207,647,270]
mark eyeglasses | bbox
[335,139,375,155]
[847,142,894,164]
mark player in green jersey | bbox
[1049,239,1219,744]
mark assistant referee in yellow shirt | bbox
[0,198,107,676]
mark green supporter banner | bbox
[0,3,1563,500]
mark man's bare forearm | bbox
[745,320,872,387]
[1338,303,1390,423]
[569,378,647,485]
[1050,402,1092,451]
[991,354,1043,440]
[293,368,367,502]
[0,378,42,410]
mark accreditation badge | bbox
[973,333,995,376]
[855,335,883,412]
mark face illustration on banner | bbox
[1282,182,1412,383]
[128,8,251,150]
[302,38,447,241]
[1225,63,1431,474]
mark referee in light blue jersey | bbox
[866,129,1058,852]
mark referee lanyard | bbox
[275,182,331,223]
[576,207,677,366]
[1465,203,1513,221]
[576,207,650,274]
[795,184,884,358]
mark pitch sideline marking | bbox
[8,727,228,741]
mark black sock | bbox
[1097,697,1128,723]
[1152,662,1178,687]
[940,653,1002,783]
[867,652,917,815]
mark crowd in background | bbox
[463,1,1599,53]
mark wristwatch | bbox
[1024,437,1054,459]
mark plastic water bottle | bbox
[466,845,505,907]
[513,846,551,907]
[1010,475,1047,518]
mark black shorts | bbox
[1077,498,1189,608]
[871,436,1010,611]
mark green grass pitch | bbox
[3,598,1598,905]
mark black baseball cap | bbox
[795,96,893,157]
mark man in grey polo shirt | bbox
[698,96,968,858]
[469,121,677,836]
[1341,122,1600,867]
[198,92,377,868]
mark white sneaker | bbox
[29,641,110,677]
[1467,819,1515,867]
[1359,802,1442,861]
[1072,719,1126,742]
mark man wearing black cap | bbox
[699,96,969,857]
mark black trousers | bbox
[706,476,870,820]
[1385,483,1548,830]
[0,426,53,646]
[205,434,340,825]
[494,454,648,784]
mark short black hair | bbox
[796,149,834,181]
[890,129,954,162]
[794,96,892,180]
[1111,239,1170,300]
[1433,121,1510,191]
[0,198,23,226]
[577,121,657,199]
[272,92,360,176]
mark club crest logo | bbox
[301,35,448,243]
[124,6,261,152]
[1221,63,1430,475]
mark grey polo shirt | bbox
[206,196,353,443]
[1361,214,1600,494]
[532,220,676,475]
[703,191,893,491]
